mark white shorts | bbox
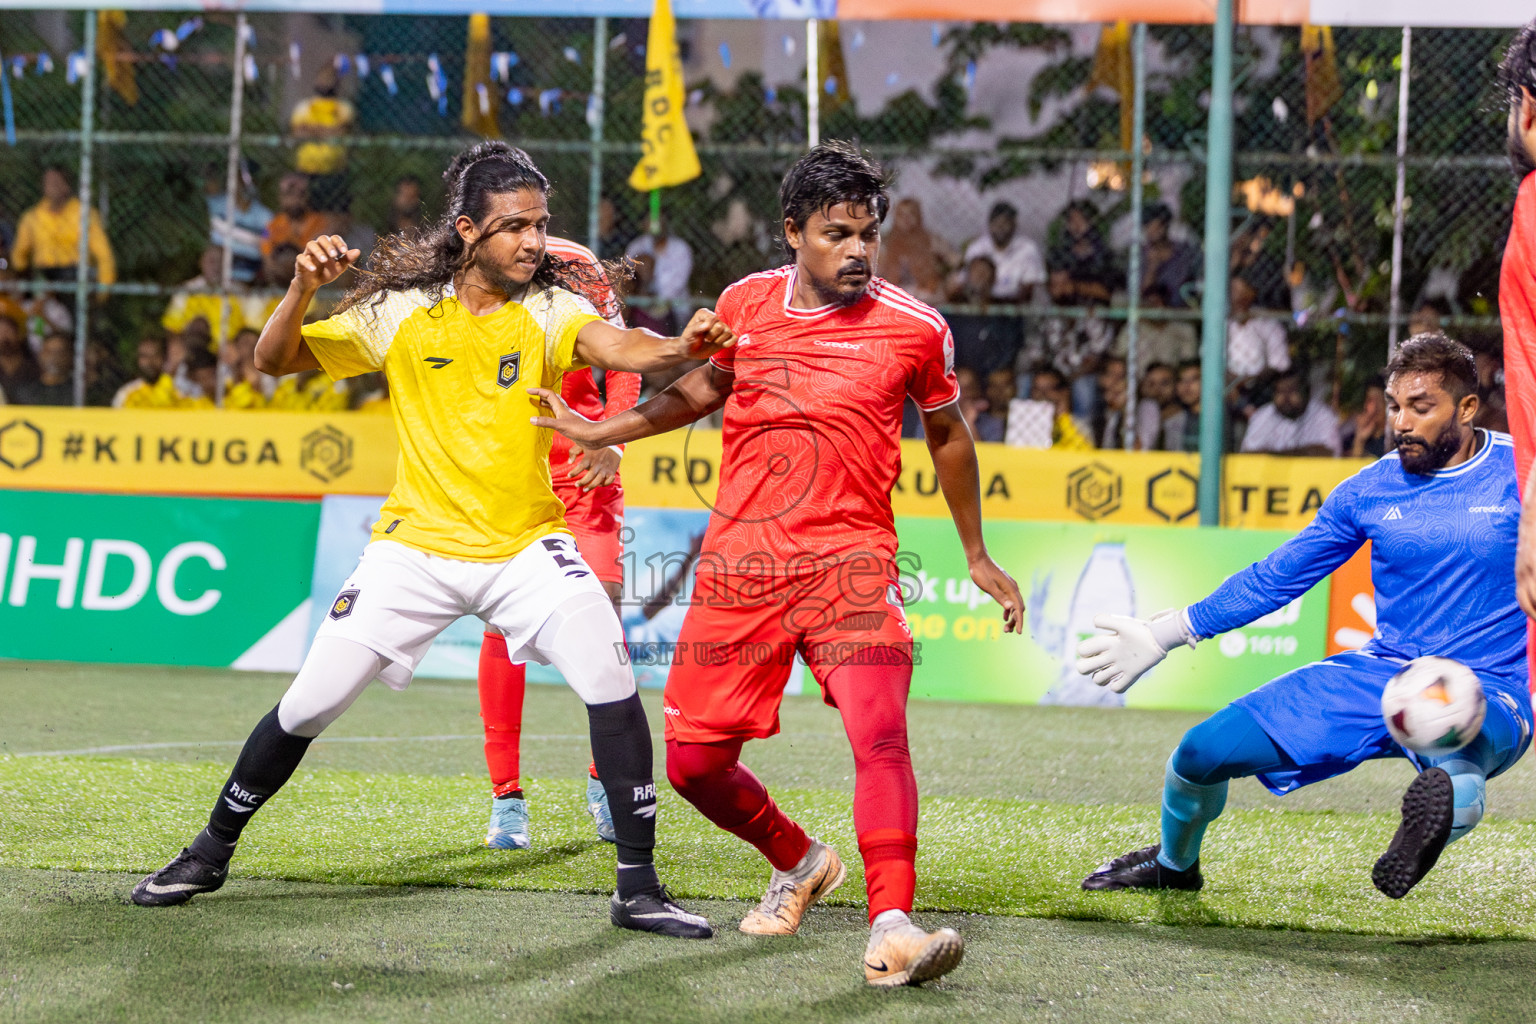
[314,534,608,689]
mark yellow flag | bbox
[97,11,138,106]
[1301,24,1343,127]
[1087,21,1133,154]
[628,0,700,192]
[461,13,499,138]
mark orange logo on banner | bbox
[1325,542,1375,656]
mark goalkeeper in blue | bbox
[1078,334,1532,899]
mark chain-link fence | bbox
[0,10,1517,449]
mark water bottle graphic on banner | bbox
[1039,541,1137,707]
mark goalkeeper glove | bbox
[1074,609,1197,693]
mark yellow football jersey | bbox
[302,283,601,561]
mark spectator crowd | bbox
[0,66,1504,461]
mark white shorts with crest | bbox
[313,534,608,690]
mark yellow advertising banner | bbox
[617,428,1366,532]
[0,407,398,497]
[0,408,1363,529]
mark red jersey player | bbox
[1498,26,1536,659]
[479,234,640,850]
[532,142,1023,987]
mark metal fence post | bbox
[72,11,99,408]
[1387,26,1412,358]
[587,15,608,256]
[1198,0,1235,525]
[805,19,819,150]
[217,12,251,408]
[1123,22,1147,451]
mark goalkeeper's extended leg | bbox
[1374,700,1520,898]
[1084,703,1291,892]
[132,638,383,907]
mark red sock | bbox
[822,657,920,921]
[859,829,918,921]
[478,630,526,797]
[666,737,810,871]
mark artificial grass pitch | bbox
[6,754,1536,940]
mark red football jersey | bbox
[1502,172,1536,491]
[544,235,640,486]
[704,266,959,574]
[1498,171,1536,691]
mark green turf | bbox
[8,660,1536,1021]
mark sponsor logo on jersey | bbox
[424,356,453,369]
[329,588,359,619]
[1469,505,1509,513]
[662,704,681,716]
[498,352,521,389]
[836,611,887,631]
[813,340,862,351]
[1382,506,1403,521]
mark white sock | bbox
[871,909,910,934]
[782,839,823,882]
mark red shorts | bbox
[662,563,914,744]
[555,481,624,586]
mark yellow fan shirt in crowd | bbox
[161,280,246,347]
[11,198,117,284]
[290,96,356,175]
[301,283,601,561]
[269,371,349,411]
[1052,412,1094,452]
[223,379,268,409]
[119,374,183,409]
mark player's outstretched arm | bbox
[572,308,735,374]
[530,362,734,448]
[254,235,358,376]
[919,401,1024,634]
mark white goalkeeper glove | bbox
[1074,609,1197,693]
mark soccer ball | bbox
[1381,656,1486,756]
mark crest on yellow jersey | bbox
[498,352,521,389]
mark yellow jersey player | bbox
[131,142,732,940]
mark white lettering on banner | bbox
[0,535,228,615]
[81,540,154,612]
[8,535,84,608]
[155,542,226,616]
[1219,630,1300,658]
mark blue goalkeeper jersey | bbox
[1188,430,1527,685]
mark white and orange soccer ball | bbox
[1381,656,1486,756]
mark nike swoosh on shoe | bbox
[142,880,215,894]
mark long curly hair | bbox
[336,141,623,320]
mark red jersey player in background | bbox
[532,142,1023,987]
[1497,25,1536,657]
[479,234,640,850]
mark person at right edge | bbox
[1496,25,1536,662]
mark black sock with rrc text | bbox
[204,705,313,849]
[586,693,661,898]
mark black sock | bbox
[586,693,660,898]
[205,705,313,846]
[496,789,525,801]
